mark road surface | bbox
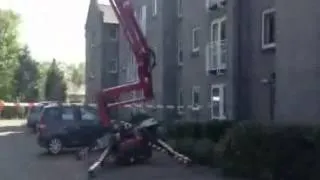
[0,120,228,180]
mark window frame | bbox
[109,26,118,41]
[177,39,183,66]
[209,16,227,70]
[177,0,183,18]
[191,86,200,110]
[261,8,276,50]
[211,84,226,120]
[108,58,118,73]
[177,88,184,113]
[152,0,158,16]
[192,27,200,52]
[139,5,147,36]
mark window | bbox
[126,52,138,82]
[44,107,60,121]
[211,17,226,42]
[109,26,118,40]
[192,27,200,52]
[152,0,157,16]
[211,84,226,120]
[262,8,276,49]
[177,40,183,65]
[90,32,97,48]
[62,107,75,121]
[109,59,118,73]
[192,86,200,109]
[80,106,99,123]
[177,88,184,113]
[177,0,182,17]
[208,16,227,70]
[139,5,147,35]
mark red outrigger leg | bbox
[97,0,156,127]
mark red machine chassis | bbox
[98,0,155,127]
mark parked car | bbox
[37,104,106,155]
[27,102,53,132]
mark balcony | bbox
[206,0,227,11]
[205,40,227,74]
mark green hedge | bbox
[166,120,320,180]
[0,106,28,119]
[166,120,233,142]
[166,120,233,166]
[216,122,320,180]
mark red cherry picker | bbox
[85,0,191,178]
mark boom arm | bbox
[98,0,156,127]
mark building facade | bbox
[86,0,320,124]
[117,0,179,121]
[85,0,119,103]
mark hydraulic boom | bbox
[97,0,156,127]
[82,1,191,178]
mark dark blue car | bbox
[37,104,105,155]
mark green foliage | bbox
[0,10,21,100]
[37,61,51,100]
[166,120,233,166]
[12,45,40,101]
[166,120,320,180]
[215,122,320,180]
[44,59,67,101]
[175,137,195,156]
[192,138,214,165]
[166,121,233,141]
[65,62,85,87]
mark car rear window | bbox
[30,106,43,114]
[42,106,76,122]
[62,107,75,121]
[43,107,60,121]
[80,106,99,122]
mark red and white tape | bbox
[0,101,213,110]
[2,102,37,107]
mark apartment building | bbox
[85,0,119,103]
[117,0,179,121]
[86,0,320,124]
[209,0,320,124]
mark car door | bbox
[78,105,102,146]
[60,106,81,146]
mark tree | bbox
[37,61,51,100]
[70,62,85,87]
[13,45,40,101]
[44,59,67,101]
[0,10,21,100]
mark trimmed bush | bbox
[166,120,233,141]
[192,138,214,165]
[167,120,320,180]
[169,137,215,166]
[175,137,195,156]
[0,106,28,119]
[215,122,319,180]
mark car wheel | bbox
[47,138,63,155]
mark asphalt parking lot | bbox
[0,120,230,180]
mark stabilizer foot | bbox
[149,139,192,165]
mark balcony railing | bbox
[205,40,227,72]
[206,0,227,10]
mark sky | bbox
[0,0,109,63]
